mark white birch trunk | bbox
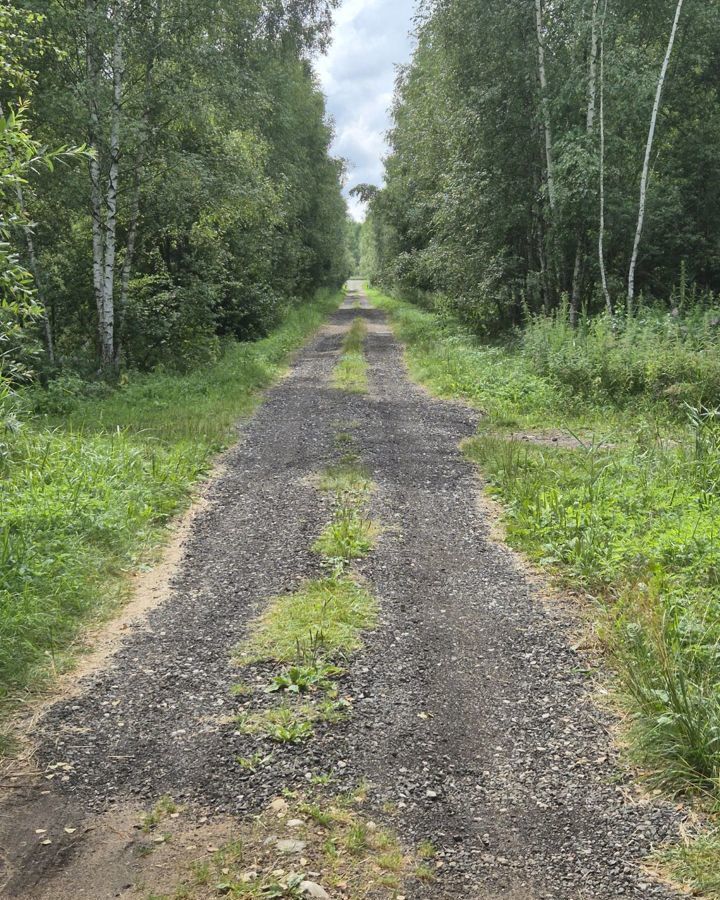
[598,0,613,318]
[115,167,140,368]
[86,0,106,361]
[571,0,602,325]
[627,0,685,306]
[535,0,556,211]
[99,6,123,370]
[586,0,600,131]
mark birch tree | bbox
[85,0,125,373]
[597,0,613,318]
[627,0,685,308]
[535,0,556,211]
[570,0,601,326]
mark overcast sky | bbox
[316,0,416,221]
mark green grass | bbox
[366,287,569,429]
[368,284,720,889]
[313,508,377,561]
[237,577,378,665]
[332,317,368,393]
[657,828,720,897]
[0,289,342,712]
[314,454,378,563]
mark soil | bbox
[0,283,685,899]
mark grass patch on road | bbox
[158,791,426,899]
[315,443,378,567]
[231,434,379,761]
[332,317,368,393]
[0,289,342,720]
[237,578,377,666]
[368,285,720,892]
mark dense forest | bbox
[0,0,349,396]
[362,0,720,335]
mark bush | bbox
[521,304,720,411]
[122,275,220,372]
[26,373,114,416]
[217,280,287,341]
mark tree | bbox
[627,0,685,307]
[8,0,347,375]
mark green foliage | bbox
[266,662,343,695]
[0,289,341,705]
[658,828,720,896]
[364,0,720,328]
[522,302,720,410]
[8,0,348,376]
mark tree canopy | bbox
[1,0,349,384]
[363,0,720,334]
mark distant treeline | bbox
[361,0,720,334]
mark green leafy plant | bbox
[266,662,343,695]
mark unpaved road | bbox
[1,285,682,898]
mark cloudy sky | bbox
[316,0,417,221]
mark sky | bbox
[316,0,417,221]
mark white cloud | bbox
[317,0,416,221]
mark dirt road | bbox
[0,285,682,899]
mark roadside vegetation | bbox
[369,286,720,896]
[0,290,342,735]
[0,2,353,746]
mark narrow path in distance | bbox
[1,283,682,899]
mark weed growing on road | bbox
[332,317,368,393]
[266,662,343,695]
[141,795,180,832]
[160,792,425,899]
[313,506,378,561]
[237,577,377,665]
[315,447,379,567]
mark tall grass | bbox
[522,302,720,411]
[0,290,342,710]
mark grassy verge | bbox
[368,285,720,895]
[332,317,368,393]
[0,289,342,728]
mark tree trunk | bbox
[535,0,556,211]
[570,0,601,327]
[114,0,163,368]
[598,0,613,318]
[85,0,109,367]
[627,0,685,308]
[99,6,124,372]
[115,165,141,368]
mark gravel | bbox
[2,289,685,898]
